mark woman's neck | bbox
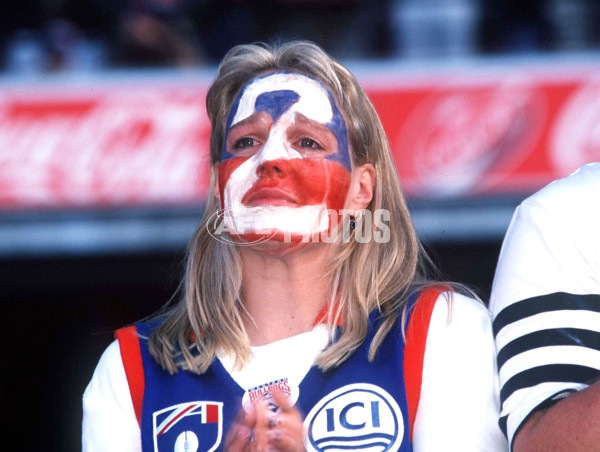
[239,244,333,345]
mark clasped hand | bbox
[225,390,306,452]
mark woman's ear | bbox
[345,163,375,211]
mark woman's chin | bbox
[228,230,327,255]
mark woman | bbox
[83,41,506,452]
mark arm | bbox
[412,293,507,452]
[490,167,600,451]
[513,380,600,452]
[82,341,141,452]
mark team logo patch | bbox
[304,383,404,452]
[152,401,223,452]
[242,378,299,412]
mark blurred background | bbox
[1,0,599,449]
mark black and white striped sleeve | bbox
[489,163,600,450]
[493,292,600,444]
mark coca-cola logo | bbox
[0,87,211,208]
[550,79,600,173]
[396,80,547,197]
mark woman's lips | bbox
[242,187,299,207]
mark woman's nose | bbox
[257,158,289,177]
[255,132,294,177]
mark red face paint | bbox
[217,73,353,250]
[241,159,350,209]
[218,157,351,244]
[218,157,249,205]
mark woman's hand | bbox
[225,390,306,452]
[254,390,306,451]
[224,408,254,452]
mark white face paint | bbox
[230,73,335,126]
[222,163,330,237]
[219,72,351,242]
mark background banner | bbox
[1,65,598,209]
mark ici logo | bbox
[305,384,404,452]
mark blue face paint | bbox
[255,90,300,122]
[221,72,352,172]
[324,91,351,171]
[221,97,243,162]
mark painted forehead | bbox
[222,72,350,169]
[230,72,334,125]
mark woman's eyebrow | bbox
[292,113,335,135]
[229,112,263,132]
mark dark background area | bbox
[2,0,600,73]
[1,238,501,451]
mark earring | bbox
[349,210,363,229]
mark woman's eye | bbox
[234,137,257,149]
[300,138,322,149]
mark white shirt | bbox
[83,292,506,451]
[490,162,600,450]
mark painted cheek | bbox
[289,159,351,209]
[238,159,351,208]
[218,157,250,208]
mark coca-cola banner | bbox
[0,64,599,209]
[366,68,600,198]
[0,83,212,209]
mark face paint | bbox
[218,72,352,247]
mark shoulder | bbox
[490,164,600,314]
[404,290,494,380]
[412,291,506,451]
[117,320,161,340]
[427,291,493,348]
[84,340,126,397]
[436,291,490,321]
[528,162,600,209]
[82,341,141,452]
[516,162,600,237]
[406,289,491,346]
[414,291,496,388]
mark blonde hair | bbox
[149,41,434,374]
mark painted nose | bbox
[257,158,289,177]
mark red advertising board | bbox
[0,63,598,209]
[365,67,600,198]
[0,83,212,209]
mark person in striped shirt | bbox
[490,162,600,451]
